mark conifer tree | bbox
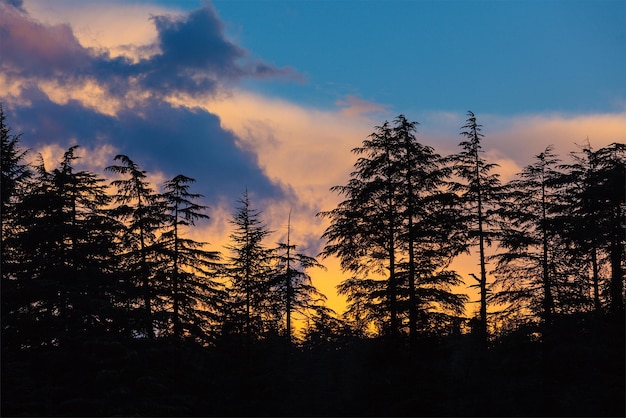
[596,143,626,317]
[272,209,327,343]
[106,155,165,338]
[6,147,120,347]
[223,190,276,340]
[393,115,467,339]
[1,107,33,350]
[54,147,122,338]
[491,146,568,325]
[320,121,403,336]
[159,174,223,342]
[1,105,30,215]
[321,116,467,338]
[558,141,605,313]
[559,142,625,317]
[450,111,502,342]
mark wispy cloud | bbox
[336,95,390,119]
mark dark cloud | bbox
[139,6,300,95]
[0,2,298,97]
[8,93,284,204]
[153,7,244,74]
[0,0,23,12]
[0,1,296,205]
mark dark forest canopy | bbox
[1,106,624,416]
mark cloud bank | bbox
[1,0,309,217]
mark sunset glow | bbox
[1,0,624,320]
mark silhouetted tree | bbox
[1,107,32,350]
[5,147,120,347]
[558,141,606,313]
[55,147,122,338]
[393,115,468,339]
[106,155,165,338]
[321,116,467,338]
[223,190,276,340]
[450,111,502,342]
[491,146,569,325]
[0,104,30,214]
[559,142,625,318]
[320,121,404,336]
[159,174,223,342]
[272,209,328,343]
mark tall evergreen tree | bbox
[558,141,606,313]
[1,107,33,351]
[159,174,223,342]
[320,121,404,336]
[52,146,121,338]
[450,111,502,342]
[106,155,165,338]
[491,146,568,325]
[597,144,626,318]
[1,104,30,215]
[6,147,120,348]
[272,209,328,343]
[223,190,276,340]
[559,142,625,318]
[321,116,467,338]
[393,115,467,339]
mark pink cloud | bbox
[0,4,90,75]
[336,95,390,118]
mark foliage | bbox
[106,155,167,338]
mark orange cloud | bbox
[336,94,390,119]
[23,0,174,62]
[488,112,626,164]
[38,79,122,117]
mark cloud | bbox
[196,90,375,207]
[336,95,390,119]
[1,1,298,104]
[22,0,167,62]
[417,110,626,182]
[141,7,244,94]
[7,92,284,206]
[3,0,23,11]
[152,7,242,72]
[0,1,299,207]
[0,4,92,78]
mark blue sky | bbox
[209,0,626,114]
[1,0,625,313]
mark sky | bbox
[1,0,625,319]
